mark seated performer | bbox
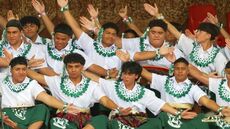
[142,57,230,129]
[0,56,79,129]
[27,53,129,129]
[83,61,197,129]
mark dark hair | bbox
[197,22,219,40]
[102,22,119,34]
[9,56,28,68]
[20,16,41,29]
[54,23,73,37]
[124,29,139,38]
[121,61,142,79]
[6,20,23,31]
[174,57,189,66]
[63,53,85,66]
[225,61,230,69]
[170,22,183,32]
[148,19,167,31]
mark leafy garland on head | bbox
[93,28,117,57]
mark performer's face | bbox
[121,72,138,87]
[174,62,189,83]
[7,27,23,46]
[54,32,71,51]
[22,23,39,39]
[225,68,230,80]
[195,30,211,43]
[11,64,27,84]
[66,63,83,79]
[148,27,166,48]
[102,28,117,47]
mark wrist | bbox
[60,4,69,12]
[62,103,68,113]
[38,11,46,18]
[216,22,223,29]
[105,69,110,79]
[175,110,182,118]
[217,106,224,116]
[156,13,164,20]
[114,107,121,114]
[123,16,133,24]
[155,49,161,58]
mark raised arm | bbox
[119,6,143,37]
[82,70,100,83]
[27,68,48,86]
[57,0,83,39]
[188,64,209,85]
[0,15,7,28]
[206,12,230,39]
[32,0,55,34]
[141,68,153,82]
[144,3,182,39]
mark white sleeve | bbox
[145,89,166,115]
[122,37,141,52]
[77,32,94,53]
[214,52,227,76]
[92,81,106,102]
[177,34,194,57]
[222,47,230,60]
[150,73,167,92]
[44,75,58,90]
[31,80,45,99]
[209,78,220,93]
[174,47,185,59]
[74,49,93,70]
[192,85,207,104]
[99,78,114,95]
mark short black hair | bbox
[6,20,23,31]
[20,16,41,29]
[174,57,189,66]
[225,61,230,69]
[9,56,28,68]
[102,22,119,34]
[124,29,139,38]
[148,19,167,31]
[121,61,142,79]
[197,22,219,40]
[54,23,73,37]
[63,53,85,66]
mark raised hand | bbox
[206,12,219,25]
[32,0,45,14]
[28,55,45,68]
[3,48,13,62]
[57,0,68,8]
[185,29,195,40]
[108,68,119,78]
[87,4,98,19]
[116,49,130,62]
[119,6,128,18]
[80,16,95,31]
[222,107,230,117]
[7,10,19,21]
[159,46,174,56]
[181,109,197,119]
[144,3,159,17]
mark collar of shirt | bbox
[171,77,191,86]
[9,76,31,85]
[5,42,25,53]
[65,75,85,87]
[198,44,214,54]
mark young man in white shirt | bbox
[0,56,79,129]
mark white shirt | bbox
[99,78,165,115]
[77,32,122,70]
[0,76,45,108]
[45,39,93,74]
[44,75,105,108]
[150,73,206,104]
[122,37,185,68]
[209,78,230,106]
[0,42,47,74]
[177,34,227,76]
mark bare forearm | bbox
[188,64,209,85]
[0,15,7,28]
[41,14,55,34]
[127,22,143,36]
[27,69,47,86]
[37,92,64,110]
[163,19,181,39]
[161,103,178,115]
[99,96,118,110]
[88,64,107,77]
[134,51,156,61]
[220,28,230,39]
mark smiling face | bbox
[148,26,166,48]
[174,62,189,83]
[11,64,27,84]
[101,28,117,47]
[54,32,71,51]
